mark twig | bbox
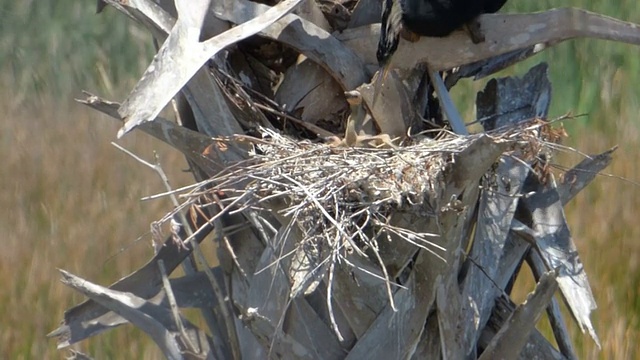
[158,259,198,354]
[111,142,241,359]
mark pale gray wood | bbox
[528,251,578,360]
[283,296,348,359]
[102,0,229,41]
[118,0,305,137]
[58,270,212,360]
[51,268,229,356]
[181,68,245,140]
[376,135,507,282]
[98,0,175,38]
[455,63,552,357]
[457,160,529,356]
[477,63,551,129]
[479,270,559,360]
[556,147,616,204]
[411,313,442,360]
[360,70,417,139]
[386,136,504,357]
[231,214,346,359]
[522,173,599,346]
[503,147,615,291]
[48,221,215,348]
[480,295,567,360]
[239,244,345,359]
[347,0,382,28]
[337,8,640,72]
[304,282,357,348]
[175,0,210,32]
[436,269,466,359]
[345,251,434,360]
[76,93,241,176]
[295,0,332,31]
[331,254,388,338]
[57,2,624,357]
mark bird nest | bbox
[169,122,548,297]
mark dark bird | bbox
[377,0,509,68]
[374,0,508,134]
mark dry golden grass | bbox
[560,115,640,359]
[1,90,639,358]
[0,88,192,358]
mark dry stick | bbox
[369,238,398,312]
[199,194,248,279]
[158,259,198,354]
[377,222,446,262]
[526,251,578,360]
[326,254,344,342]
[339,256,408,291]
[140,180,210,202]
[111,143,241,359]
[252,102,338,139]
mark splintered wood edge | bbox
[479,269,559,360]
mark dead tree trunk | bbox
[49,1,640,358]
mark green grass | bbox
[1,0,640,358]
[0,0,154,101]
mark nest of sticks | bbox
[168,122,551,299]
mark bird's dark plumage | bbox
[377,0,508,67]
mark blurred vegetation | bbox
[0,0,154,101]
[0,0,639,358]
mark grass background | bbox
[1,0,639,358]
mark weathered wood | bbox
[479,270,559,360]
[331,257,388,338]
[58,270,213,360]
[48,221,215,348]
[453,63,552,357]
[337,8,640,72]
[556,147,616,204]
[477,63,551,129]
[345,251,433,360]
[445,47,546,88]
[275,58,348,125]
[480,295,567,360]
[238,244,345,359]
[182,68,245,140]
[528,251,578,360]
[456,161,529,355]
[118,0,305,137]
[54,1,626,358]
[520,173,600,346]
[347,0,381,28]
[212,0,369,90]
[77,93,243,176]
[98,0,175,38]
